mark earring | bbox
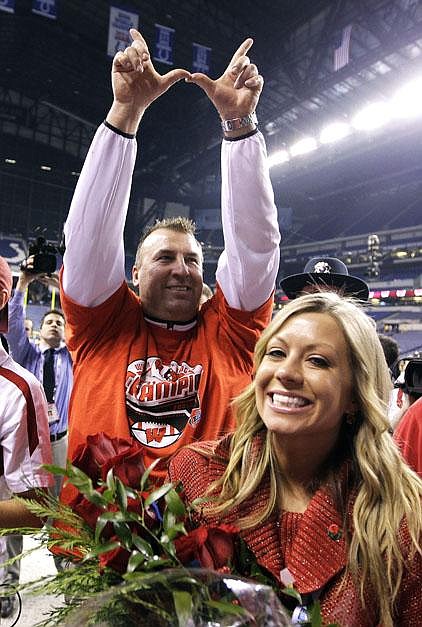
[345,412,356,425]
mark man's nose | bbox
[172,257,189,276]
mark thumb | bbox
[186,72,215,97]
[161,68,191,91]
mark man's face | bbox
[40,313,65,348]
[132,229,203,322]
[24,319,33,338]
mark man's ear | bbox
[0,288,8,311]
[132,265,140,287]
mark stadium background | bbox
[1,0,421,359]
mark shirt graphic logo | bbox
[125,357,203,449]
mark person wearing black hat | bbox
[280,257,369,301]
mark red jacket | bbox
[394,396,422,477]
[169,435,422,627]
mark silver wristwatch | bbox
[221,112,258,132]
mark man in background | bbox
[5,260,72,584]
[280,256,369,300]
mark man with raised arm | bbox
[60,29,280,495]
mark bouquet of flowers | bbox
[4,433,330,626]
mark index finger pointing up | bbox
[129,28,149,53]
[228,38,254,69]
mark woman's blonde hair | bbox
[204,292,422,627]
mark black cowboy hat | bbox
[280,256,369,301]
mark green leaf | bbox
[41,463,67,476]
[127,550,147,573]
[282,586,303,604]
[173,590,193,626]
[105,467,116,492]
[113,521,132,549]
[145,483,174,508]
[140,458,161,491]
[131,535,153,557]
[142,556,174,571]
[163,509,176,532]
[310,600,323,627]
[95,513,111,543]
[162,522,187,542]
[115,478,128,511]
[101,488,115,504]
[164,488,186,517]
[205,599,247,617]
[85,540,121,558]
[87,490,108,508]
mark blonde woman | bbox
[169,292,422,627]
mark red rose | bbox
[327,523,342,541]
[98,537,130,574]
[174,524,238,570]
[69,490,144,538]
[101,447,146,489]
[72,432,147,490]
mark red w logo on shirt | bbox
[145,425,176,444]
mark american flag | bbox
[334,24,352,72]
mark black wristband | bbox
[223,128,259,142]
[104,120,135,139]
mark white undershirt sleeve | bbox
[216,131,281,311]
[62,124,137,307]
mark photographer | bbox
[394,359,422,477]
[6,256,72,491]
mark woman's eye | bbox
[266,348,286,358]
[309,356,329,367]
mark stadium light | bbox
[352,102,391,131]
[290,137,318,157]
[320,121,351,144]
[391,78,422,118]
[268,150,290,168]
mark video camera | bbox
[404,358,422,397]
[20,236,59,275]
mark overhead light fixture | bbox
[71,171,80,176]
[4,158,16,164]
[289,137,318,157]
[352,102,391,131]
[320,121,351,144]
[268,150,290,168]
[391,78,422,118]
[40,165,52,171]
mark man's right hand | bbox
[17,256,49,292]
[106,29,191,134]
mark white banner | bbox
[32,0,57,19]
[107,6,139,58]
[192,43,211,74]
[0,0,15,14]
[154,24,175,66]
